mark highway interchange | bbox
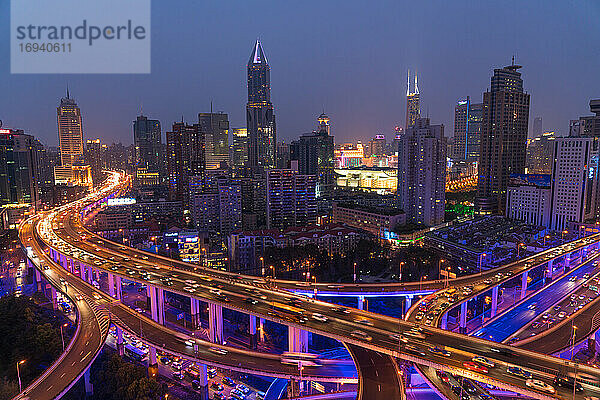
[18,171,600,400]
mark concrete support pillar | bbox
[148,286,165,325]
[249,315,258,349]
[88,265,94,284]
[108,273,115,298]
[565,253,571,271]
[196,363,209,400]
[84,369,93,396]
[51,286,58,310]
[115,275,122,300]
[288,326,309,353]
[35,268,42,291]
[358,295,365,310]
[546,259,554,282]
[440,313,448,330]
[190,298,201,330]
[491,286,499,317]
[520,271,528,300]
[259,318,265,342]
[208,303,224,344]
[148,346,158,378]
[459,302,467,334]
[116,327,124,356]
[404,295,413,317]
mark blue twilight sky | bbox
[0,0,599,147]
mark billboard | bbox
[509,173,551,188]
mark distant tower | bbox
[246,39,276,168]
[57,88,84,167]
[317,112,330,135]
[405,70,420,129]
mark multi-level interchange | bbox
[16,171,600,400]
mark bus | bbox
[280,352,321,367]
[124,344,146,362]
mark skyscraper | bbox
[533,117,543,138]
[526,131,555,174]
[57,89,84,167]
[230,128,248,167]
[405,70,420,129]
[477,62,530,214]
[166,121,205,203]
[266,169,316,230]
[199,110,229,169]
[0,128,40,207]
[294,113,335,198]
[133,114,162,178]
[246,40,276,168]
[452,97,483,162]
[397,117,446,226]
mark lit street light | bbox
[16,359,25,392]
[60,323,68,351]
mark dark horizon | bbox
[1,1,599,147]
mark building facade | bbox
[0,129,40,207]
[231,128,248,167]
[477,63,530,214]
[452,97,483,162]
[405,70,420,129]
[266,169,317,230]
[199,111,229,170]
[506,174,551,227]
[397,117,446,226]
[332,203,406,237]
[133,114,162,179]
[246,40,276,168]
[526,131,555,175]
[166,121,205,203]
[57,89,84,167]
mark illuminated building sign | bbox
[107,197,136,206]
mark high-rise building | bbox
[84,139,106,183]
[231,128,248,167]
[549,137,597,231]
[526,131,555,174]
[405,70,420,129]
[366,135,386,157]
[246,40,276,168]
[166,121,205,203]
[190,172,241,236]
[266,169,316,230]
[506,174,551,227]
[294,113,335,198]
[0,128,40,208]
[397,118,446,226]
[533,117,543,138]
[452,97,483,162]
[276,141,291,169]
[133,114,162,178]
[57,89,84,167]
[477,62,530,214]
[199,111,229,170]
[397,117,446,226]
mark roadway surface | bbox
[34,171,600,400]
[15,217,110,400]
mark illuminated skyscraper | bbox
[166,121,205,203]
[246,40,276,168]
[477,62,530,214]
[57,89,84,167]
[199,110,229,169]
[231,128,248,167]
[133,114,161,180]
[452,96,483,162]
[405,70,420,129]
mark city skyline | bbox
[0,1,599,146]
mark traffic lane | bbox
[47,219,600,400]
[346,344,402,400]
[472,257,600,342]
[17,225,106,400]
[49,206,600,396]
[508,271,600,345]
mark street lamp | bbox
[16,360,25,392]
[260,257,264,277]
[562,230,568,243]
[517,243,525,258]
[543,234,550,247]
[478,253,487,274]
[420,275,427,291]
[60,323,68,351]
[353,262,357,283]
[399,262,405,282]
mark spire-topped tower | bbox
[246,39,276,168]
[405,69,421,129]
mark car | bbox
[172,371,184,380]
[191,380,203,390]
[463,361,488,374]
[527,303,537,310]
[209,346,228,355]
[159,356,171,365]
[553,305,561,311]
[333,307,351,314]
[185,339,195,347]
[355,318,373,326]
[472,356,495,368]
[436,370,450,383]
[554,376,583,392]
[526,379,555,394]
[351,330,372,341]
[208,368,217,378]
[171,361,182,370]
[579,295,587,301]
[212,393,225,400]
[405,345,426,357]
[429,346,451,357]
[236,384,251,394]
[312,313,328,322]
[584,273,590,279]
[558,311,567,318]
[222,376,235,386]
[183,286,196,293]
[389,333,408,343]
[451,385,470,400]
[245,297,259,305]
[461,380,477,394]
[211,382,224,391]
[507,366,531,379]
[570,276,578,282]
